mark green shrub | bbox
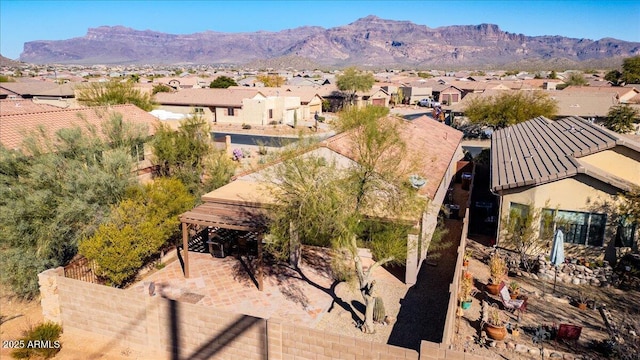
[11,322,62,359]
[242,123,252,130]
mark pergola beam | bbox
[182,222,190,278]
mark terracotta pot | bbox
[463,260,469,267]
[486,283,500,295]
[510,291,519,300]
[485,323,507,340]
[578,303,587,310]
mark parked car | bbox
[418,98,441,108]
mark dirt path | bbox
[0,286,44,359]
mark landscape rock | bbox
[515,344,529,353]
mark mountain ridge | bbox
[18,15,640,68]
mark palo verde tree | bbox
[0,113,146,298]
[76,80,154,111]
[256,74,286,87]
[336,67,375,105]
[618,186,640,227]
[151,115,236,195]
[603,105,639,134]
[501,202,558,272]
[209,75,238,88]
[266,106,449,333]
[563,72,589,87]
[464,91,558,129]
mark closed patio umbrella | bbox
[550,229,565,293]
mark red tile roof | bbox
[1,104,160,151]
[154,88,263,107]
[0,99,63,115]
[322,115,463,198]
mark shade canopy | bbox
[550,229,565,266]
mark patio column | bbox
[182,222,190,278]
[257,233,264,291]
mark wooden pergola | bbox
[178,180,273,290]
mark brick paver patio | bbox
[130,247,337,327]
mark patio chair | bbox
[206,234,225,258]
[498,282,527,316]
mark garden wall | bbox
[39,200,490,360]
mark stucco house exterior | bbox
[491,116,640,259]
[153,88,305,126]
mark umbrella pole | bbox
[553,266,558,294]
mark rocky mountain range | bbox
[18,15,640,68]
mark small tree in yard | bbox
[603,105,639,134]
[336,67,375,105]
[76,80,154,111]
[501,202,556,272]
[464,91,558,129]
[266,106,449,333]
[209,75,238,88]
[618,185,640,228]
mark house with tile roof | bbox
[254,86,324,121]
[178,115,464,285]
[153,88,306,126]
[0,103,160,181]
[0,80,76,99]
[491,116,640,257]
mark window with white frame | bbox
[131,141,145,161]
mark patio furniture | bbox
[206,234,225,258]
[498,282,527,317]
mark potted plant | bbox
[459,271,475,309]
[576,288,588,310]
[463,249,472,267]
[508,281,520,300]
[487,252,507,295]
[484,305,507,340]
[511,323,520,339]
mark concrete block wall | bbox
[160,300,267,359]
[39,261,489,360]
[56,275,148,348]
[274,319,419,360]
[420,341,493,360]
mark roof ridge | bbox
[0,104,136,117]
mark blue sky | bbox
[2,0,639,60]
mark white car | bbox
[418,98,441,107]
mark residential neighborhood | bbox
[1,50,640,360]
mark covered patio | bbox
[178,180,273,290]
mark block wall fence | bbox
[38,209,488,359]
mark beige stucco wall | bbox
[302,96,322,120]
[499,175,619,215]
[497,174,632,256]
[579,147,640,186]
[214,107,243,124]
